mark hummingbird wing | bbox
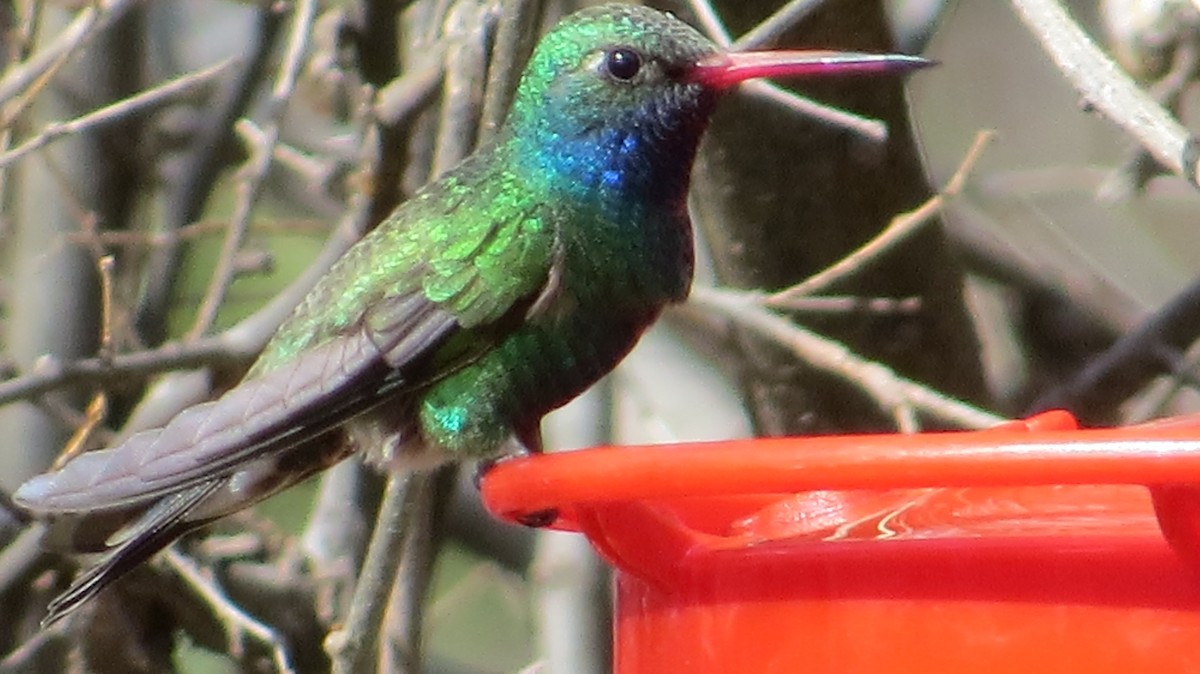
[37,480,225,623]
[14,329,410,512]
[15,165,560,515]
[18,163,559,625]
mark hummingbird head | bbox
[503,3,722,208]
[503,3,930,211]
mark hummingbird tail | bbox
[41,480,221,627]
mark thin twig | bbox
[1098,39,1200,201]
[0,524,45,594]
[0,0,39,200]
[51,392,107,470]
[769,130,994,306]
[766,294,922,315]
[430,1,494,177]
[164,547,296,674]
[236,118,343,196]
[301,459,373,621]
[1030,276,1200,421]
[731,0,824,50]
[1009,0,1198,185]
[688,287,1006,430]
[187,0,318,340]
[135,2,287,348]
[0,58,235,169]
[683,0,893,145]
[0,619,67,671]
[683,0,733,45]
[380,472,438,674]
[61,217,331,250]
[0,0,140,116]
[0,334,252,408]
[374,48,445,127]
[739,80,890,144]
[891,402,920,434]
[52,254,116,469]
[478,0,545,144]
[95,254,116,363]
[348,0,407,228]
[1130,347,1200,422]
[326,472,423,674]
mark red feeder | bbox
[480,411,1200,673]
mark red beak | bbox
[688,50,934,89]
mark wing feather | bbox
[39,480,223,626]
[16,164,558,516]
[15,328,393,511]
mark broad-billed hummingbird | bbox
[15,3,928,624]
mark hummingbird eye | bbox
[604,47,643,81]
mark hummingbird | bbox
[14,3,928,624]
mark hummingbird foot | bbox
[470,432,541,490]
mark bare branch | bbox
[1009,0,1199,185]
[1031,277,1200,422]
[681,0,892,143]
[0,335,250,408]
[766,294,922,315]
[0,525,44,596]
[134,2,288,348]
[687,287,1005,430]
[770,130,994,305]
[380,472,440,674]
[0,0,140,115]
[326,472,427,674]
[478,0,546,144]
[374,50,445,127]
[731,0,824,50]
[164,547,297,674]
[187,0,319,340]
[0,58,235,170]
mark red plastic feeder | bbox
[480,411,1200,673]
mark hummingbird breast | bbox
[417,188,694,458]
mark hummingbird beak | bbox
[687,50,934,89]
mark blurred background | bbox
[1,0,1199,672]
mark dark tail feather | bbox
[42,480,222,627]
